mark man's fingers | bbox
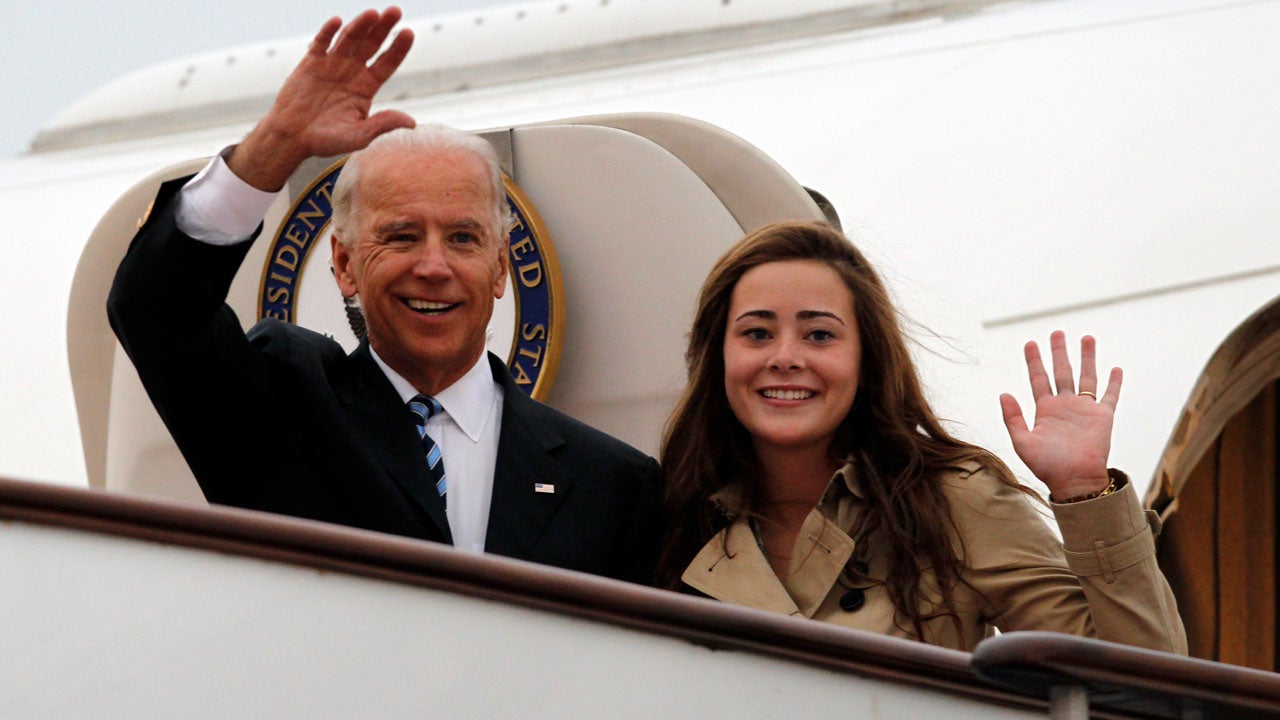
[358,110,418,145]
[332,8,382,59]
[368,28,414,84]
[308,16,343,56]
[336,7,403,62]
[362,6,406,57]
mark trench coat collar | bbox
[704,460,864,521]
[686,463,861,618]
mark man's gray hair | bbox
[331,124,510,245]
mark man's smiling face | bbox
[332,146,508,394]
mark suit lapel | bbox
[484,354,573,560]
[341,343,452,544]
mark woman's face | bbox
[723,259,861,457]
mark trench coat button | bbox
[839,588,865,612]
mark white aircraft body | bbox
[3,0,1277,499]
[2,0,1279,715]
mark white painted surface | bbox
[41,1,959,138]
[0,519,1041,719]
[1,0,1278,497]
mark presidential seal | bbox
[257,158,564,400]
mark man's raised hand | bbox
[229,7,416,191]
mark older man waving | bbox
[108,7,660,583]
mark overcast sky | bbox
[3,1,517,158]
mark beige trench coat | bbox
[682,462,1187,653]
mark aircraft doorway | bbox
[1149,300,1280,671]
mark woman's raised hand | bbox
[999,331,1119,501]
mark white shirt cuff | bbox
[175,147,281,246]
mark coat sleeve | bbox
[105,177,279,504]
[946,467,1188,654]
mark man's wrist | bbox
[226,124,309,192]
[177,147,279,245]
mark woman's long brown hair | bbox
[657,221,1015,640]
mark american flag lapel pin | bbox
[534,483,556,494]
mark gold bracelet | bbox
[1056,476,1119,504]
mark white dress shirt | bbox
[176,150,277,244]
[174,153,505,552]
[370,348,504,553]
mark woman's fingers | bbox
[1100,366,1123,409]
[1049,330,1076,395]
[1024,340,1053,400]
[999,392,1029,441]
[1076,334,1098,398]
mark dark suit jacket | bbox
[107,178,661,583]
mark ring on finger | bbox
[1078,390,1097,400]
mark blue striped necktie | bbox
[408,395,448,504]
